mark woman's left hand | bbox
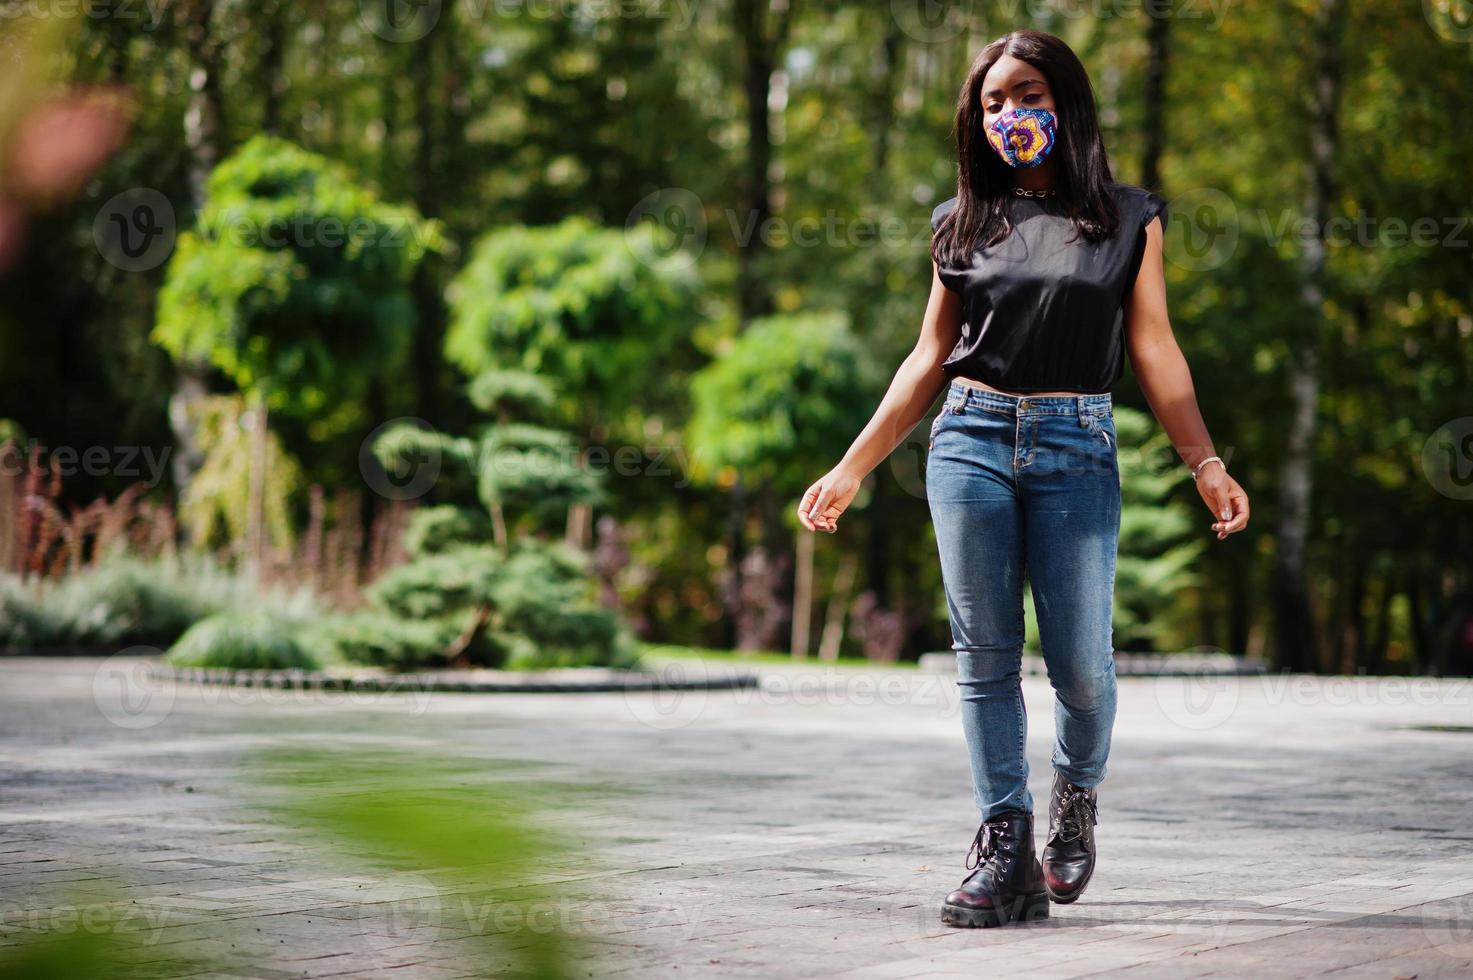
[1196,463,1249,540]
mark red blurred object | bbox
[0,85,133,269]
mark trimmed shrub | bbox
[303,613,458,672]
[361,540,634,670]
[402,506,495,558]
[166,612,320,671]
[367,546,502,622]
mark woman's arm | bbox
[797,261,961,533]
[1124,216,1250,540]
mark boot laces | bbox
[965,815,1017,872]
[1054,784,1099,843]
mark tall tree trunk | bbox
[1368,572,1393,674]
[727,0,795,647]
[169,0,224,507]
[791,523,814,658]
[1406,571,1431,673]
[182,0,222,210]
[1274,0,1343,672]
[721,477,746,650]
[258,0,286,136]
[860,15,904,615]
[1140,5,1170,190]
[410,33,446,425]
[817,553,858,661]
[246,395,269,578]
[1229,566,1251,658]
[1339,556,1364,674]
[733,0,794,327]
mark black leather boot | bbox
[1041,771,1099,904]
[940,809,1050,928]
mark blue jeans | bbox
[925,379,1121,821]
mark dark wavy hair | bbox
[931,30,1121,268]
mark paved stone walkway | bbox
[1,655,1471,978]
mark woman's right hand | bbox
[796,467,863,534]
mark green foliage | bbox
[370,420,478,499]
[153,135,444,415]
[369,372,608,540]
[259,749,584,979]
[686,311,885,492]
[166,610,320,670]
[444,217,696,418]
[0,915,209,980]
[402,505,495,557]
[18,3,1467,670]
[179,394,302,553]
[490,545,639,670]
[1112,408,1208,651]
[363,361,626,669]
[363,541,633,670]
[0,575,48,646]
[0,557,316,649]
[302,612,458,672]
[369,545,502,621]
[474,424,607,522]
[467,368,558,417]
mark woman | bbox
[795,30,1250,929]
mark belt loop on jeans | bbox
[1076,395,1090,429]
[959,388,973,413]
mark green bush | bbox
[490,546,634,669]
[402,505,495,558]
[0,575,49,647]
[368,546,502,621]
[0,558,316,650]
[166,612,320,671]
[359,540,634,670]
[303,613,457,672]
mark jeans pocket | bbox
[1080,412,1114,450]
[928,411,946,451]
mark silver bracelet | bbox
[1192,455,1224,480]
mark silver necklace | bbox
[1012,186,1056,198]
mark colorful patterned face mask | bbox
[986,106,1058,168]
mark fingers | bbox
[1210,485,1250,540]
[796,485,819,531]
[796,483,837,534]
[1222,489,1250,533]
[809,484,836,532]
[1208,485,1232,538]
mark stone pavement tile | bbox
[5,658,1473,977]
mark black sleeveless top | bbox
[930,181,1167,394]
